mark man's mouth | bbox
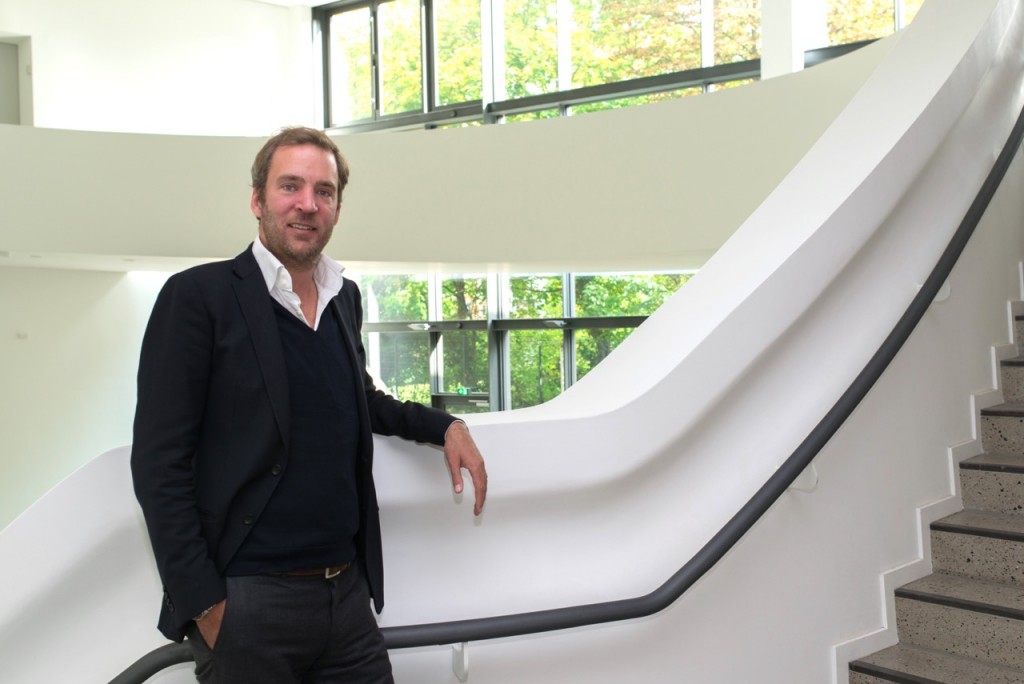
[289,223,316,232]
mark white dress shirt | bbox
[251,238,345,331]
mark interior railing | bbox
[109,97,1024,684]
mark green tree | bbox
[441,277,489,394]
[435,0,484,105]
[826,0,921,45]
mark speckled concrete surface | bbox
[962,467,1024,515]
[896,597,1024,669]
[982,411,1024,455]
[1002,362,1024,403]
[932,529,1024,585]
[851,643,1024,683]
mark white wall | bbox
[0,268,168,528]
[0,0,311,135]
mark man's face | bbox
[251,143,342,272]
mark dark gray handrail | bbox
[110,95,1024,683]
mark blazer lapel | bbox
[232,246,290,449]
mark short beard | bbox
[258,206,326,272]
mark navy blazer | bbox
[131,246,455,642]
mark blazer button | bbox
[271,464,283,476]
[243,515,254,526]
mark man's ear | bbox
[250,189,262,219]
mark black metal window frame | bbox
[360,270,660,412]
[314,0,884,134]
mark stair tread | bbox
[851,643,1024,683]
[935,508,1024,538]
[899,573,1024,617]
[982,402,1024,416]
[962,452,1024,473]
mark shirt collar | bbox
[251,238,345,298]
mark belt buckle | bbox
[325,565,343,579]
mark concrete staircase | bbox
[848,314,1024,684]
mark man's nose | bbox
[297,189,318,213]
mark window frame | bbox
[359,271,686,412]
[315,0,899,133]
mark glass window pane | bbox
[364,331,432,404]
[509,274,564,319]
[361,274,429,322]
[827,0,895,46]
[509,329,564,408]
[329,8,373,124]
[435,0,483,105]
[571,0,702,89]
[576,327,632,380]
[714,0,761,64]
[379,0,423,115]
[504,0,559,98]
[574,273,691,317]
[440,330,489,394]
[441,275,488,320]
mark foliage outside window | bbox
[827,0,924,45]
[318,0,922,131]
[358,271,691,412]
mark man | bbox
[131,126,487,683]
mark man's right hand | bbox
[195,600,226,649]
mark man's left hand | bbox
[443,421,488,516]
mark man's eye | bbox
[317,189,333,197]
[282,184,297,191]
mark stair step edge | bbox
[981,403,1024,417]
[933,509,1024,541]
[851,643,1024,684]
[960,452,1024,473]
[895,586,1024,621]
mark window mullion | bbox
[701,0,715,68]
[563,273,576,389]
[428,272,444,398]
[370,1,382,120]
[490,271,510,410]
[482,0,505,122]
[422,0,435,113]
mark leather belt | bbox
[273,562,352,579]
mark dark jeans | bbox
[187,568,393,684]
